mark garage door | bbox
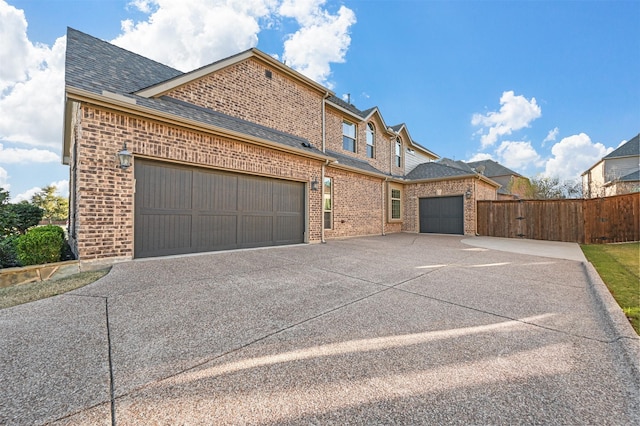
[134,160,305,258]
[419,196,464,235]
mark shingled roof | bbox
[604,134,639,159]
[64,28,325,157]
[325,150,387,176]
[465,159,521,177]
[406,162,475,181]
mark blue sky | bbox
[1,0,638,201]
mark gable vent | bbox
[265,70,272,79]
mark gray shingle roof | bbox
[604,134,639,159]
[326,95,368,118]
[65,28,324,156]
[466,159,520,177]
[620,170,640,182]
[438,158,475,172]
[65,28,183,94]
[325,150,387,175]
[406,162,474,181]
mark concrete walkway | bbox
[1,234,638,425]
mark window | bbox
[395,137,402,167]
[366,123,375,158]
[391,188,401,220]
[323,177,332,229]
[343,121,356,152]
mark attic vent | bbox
[265,70,272,79]
[301,142,313,148]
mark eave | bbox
[63,87,334,164]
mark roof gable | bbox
[406,162,474,180]
[136,48,331,98]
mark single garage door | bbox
[419,196,464,235]
[134,160,305,258]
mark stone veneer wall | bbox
[70,103,324,262]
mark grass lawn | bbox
[581,242,639,335]
[0,268,110,310]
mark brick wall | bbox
[71,103,324,261]
[324,167,387,238]
[324,108,395,175]
[166,58,324,148]
[404,178,497,235]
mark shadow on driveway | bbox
[1,234,638,425]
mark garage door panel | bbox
[240,216,273,247]
[135,160,304,258]
[193,215,237,249]
[137,214,192,256]
[275,215,304,243]
[194,172,237,211]
[419,196,464,235]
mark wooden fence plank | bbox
[477,193,639,244]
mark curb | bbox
[581,261,640,390]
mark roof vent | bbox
[265,69,272,79]
[301,142,313,148]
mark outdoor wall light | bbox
[116,142,133,169]
[311,179,319,191]
[465,188,472,199]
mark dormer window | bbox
[366,123,375,158]
[343,120,356,152]
[395,137,402,167]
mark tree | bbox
[30,185,68,224]
[526,176,583,199]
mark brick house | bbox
[582,134,640,198]
[62,28,499,265]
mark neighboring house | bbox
[466,159,530,199]
[582,134,640,198]
[62,28,499,264]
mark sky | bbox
[1,0,638,202]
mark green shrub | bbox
[0,236,21,268]
[15,226,65,266]
[0,203,43,237]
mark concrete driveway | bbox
[1,234,638,425]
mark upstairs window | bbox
[366,123,375,158]
[395,137,402,167]
[343,121,356,152]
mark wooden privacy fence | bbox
[477,192,640,244]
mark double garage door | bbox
[134,160,305,258]
[419,196,464,235]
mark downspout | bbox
[474,175,479,236]
[382,177,389,236]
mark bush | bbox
[0,236,20,268]
[15,226,65,266]
[0,203,43,237]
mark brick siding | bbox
[70,104,324,261]
[166,58,324,148]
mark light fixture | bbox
[116,142,133,169]
[465,188,472,199]
[311,179,319,191]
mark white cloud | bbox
[0,166,9,190]
[544,133,613,181]
[10,179,68,203]
[471,91,542,148]
[468,152,494,162]
[113,0,279,72]
[543,127,559,144]
[280,0,356,87]
[0,0,66,148]
[0,144,59,163]
[495,140,543,170]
